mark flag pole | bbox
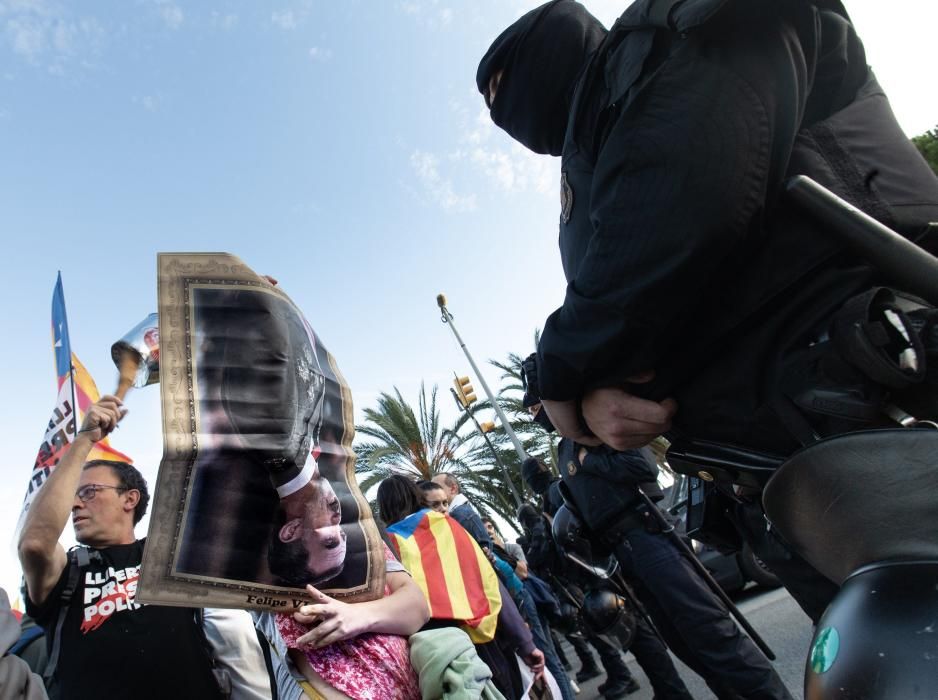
[56,272,80,439]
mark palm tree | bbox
[354,383,522,524]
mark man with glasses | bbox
[430,473,494,550]
[18,396,228,700]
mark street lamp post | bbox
[437,293,528,460]
[437,293,530,507]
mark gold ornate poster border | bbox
[137,252,384,610]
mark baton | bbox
[637,492,777,660]
[610,569,669,650]
[786,175,938,307]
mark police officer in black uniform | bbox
[522,438,789,699]
[518,502,650,699]
[477,0,938,628]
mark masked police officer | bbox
[522,438,790,700]
[478,0,938,628]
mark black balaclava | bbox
[520,352,540,408]
[521,352,556,432]
[517,503,541,530]
[523,456,553,496]
[476,0,606,156]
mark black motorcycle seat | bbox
[763,428,938,584]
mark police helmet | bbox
[582,589,637,647]
[551,504,618,579]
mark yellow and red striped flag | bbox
[387,509,501,643]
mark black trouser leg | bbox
[585,632,631,681]
[566,632,598,671]
[622,616,694,700]
[551,628,572,669]
[736,499,839,623]
[629,589,740,699]
[614,530,793,700]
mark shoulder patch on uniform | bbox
[560,171,573,224]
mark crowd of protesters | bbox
[6,391,791,700]
[7,0,938,695]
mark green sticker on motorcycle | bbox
[810,627,840,674]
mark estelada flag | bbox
[14,274,131,538]
[387,509,501,643]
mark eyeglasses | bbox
[76,484,129,502]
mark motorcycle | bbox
[663,177,938,699]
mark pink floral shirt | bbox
[276,545,420,700]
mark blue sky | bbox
[1,0,936,598]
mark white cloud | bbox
[155,0,183,30]
[308,46,332,62]
[407,94,556,213]
[132,94,160,112]
[1,2,105,72]
[271,9,296,30]
[396,1,455,30]
[410,150,477,213]
[210,11,238,31]
[470,142,554,195]
[6,15,43,60]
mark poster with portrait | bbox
[137,252,385,610]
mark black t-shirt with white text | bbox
[26,539,221,700]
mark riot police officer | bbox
[525,441,791,700]
[518,502,659,699]
[478,0,938,629]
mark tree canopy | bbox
[912,125,938,177]
[354,383,522,524]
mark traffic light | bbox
[454,376,477,407]
[479,421,496,434]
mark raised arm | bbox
[18,396,123,605]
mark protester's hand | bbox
[522,648,546,677]
[540,400,602,446]
[78,396,125,442]
[293,584,372,648]
[581,376,677,450]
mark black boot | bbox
[599,677,641,699]
[576,663,602,683]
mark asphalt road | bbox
[563,585,815,700]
